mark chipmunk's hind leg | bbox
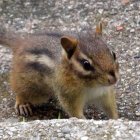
[11,70,51,117]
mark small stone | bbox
[115,130,121,137]
[57,130,61,133]
[91,127,97,133]
[3,98,7,102]
[65,134,71,139]
[7,131,13,136]
[98,9,104,14]
[135,111,140,116]
[9,127,17,132]
[51,137,58,140]
[61,127,70,134]
[57,133,64,138]
[130,29,135,32]
[81,136,89,140]
[126,69,131,72]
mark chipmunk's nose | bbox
[108,70,117,85]
[108,77,117,85]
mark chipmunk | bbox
[0,23,119,119]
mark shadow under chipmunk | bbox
[21,98,107,120]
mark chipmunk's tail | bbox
[0,25,20,49]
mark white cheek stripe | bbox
[25,54,55,68]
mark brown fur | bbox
[0,26,119,119]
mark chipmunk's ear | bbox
[95,22,102,36]
[61,36,78,59]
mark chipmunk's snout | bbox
[107,70,118,85]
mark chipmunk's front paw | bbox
[15,103,33,117]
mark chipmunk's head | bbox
[61,23,119,87]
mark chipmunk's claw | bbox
[15,103,33,117]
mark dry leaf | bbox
[121,0,129,5]
[116,25,124,31]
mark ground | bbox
[0,0,140,122]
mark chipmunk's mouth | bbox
[96,78,118,87]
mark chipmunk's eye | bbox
[81,59,94,71]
